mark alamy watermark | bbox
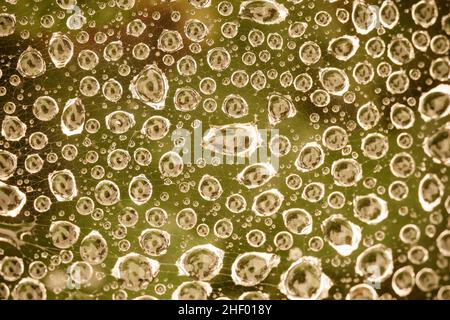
[169,122,280,170]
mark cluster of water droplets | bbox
[0,0,449,300]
